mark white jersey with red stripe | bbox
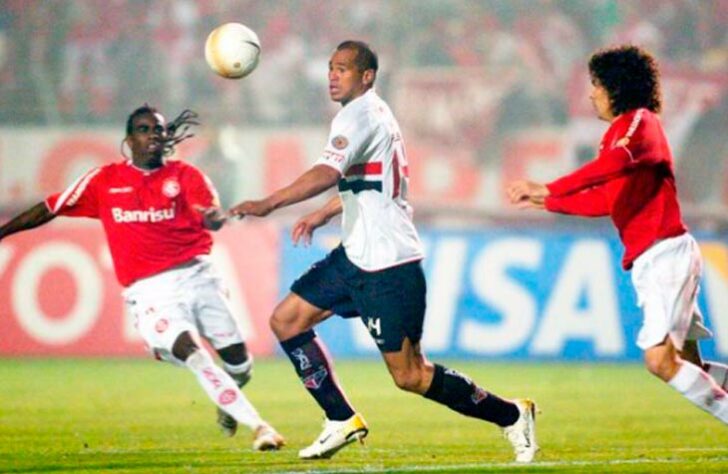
[315,88,424,271]
[45,159,219,287]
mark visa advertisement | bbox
[2,223,727,360]
[280,228,728,360]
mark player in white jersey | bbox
[229,40,538,462]
[0,105,283,451]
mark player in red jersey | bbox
[507,45,728,424]
[0,105,285,449]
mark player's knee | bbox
[217,342,249,366]
[269,309,288,338]
[171,332,199,362]
[390,367,425,393]
[270,302,306,340]
[644,347,679,381]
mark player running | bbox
[507,45,728,424]
[0,105,285,450]
[229,40,538,463]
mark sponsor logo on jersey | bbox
[162,178,181,198]
[331,135,349,150]
[111,206,175,223]
[218,389,238,405]
[323,150,345,163]
[109,187,134,194]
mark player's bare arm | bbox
[229,165,340,218]
[194,205,228,231]
[0,202,56,241]
[291,196,342,247]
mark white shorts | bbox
[122,257,244,364]
[631,233,713,351]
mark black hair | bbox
[124,104,199,156]
[588,45,662,115]
[336,40,378,74]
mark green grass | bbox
[1,359,727,473]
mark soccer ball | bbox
[204,23,261,79]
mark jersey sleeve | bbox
[182,165,220,211]
[545,186,610,217]
[547,109,665,197]
[45,167,103,218]
[314,110,369,175]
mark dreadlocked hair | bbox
[124,104,200,156]
[164,109,200,155]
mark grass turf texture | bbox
[1,359,727,473]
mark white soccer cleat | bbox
[502,398,538,463]
[252,423,285,451]
[298,413,368,460]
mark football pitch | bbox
[1,359,727,473]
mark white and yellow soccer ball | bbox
[204,23,261,79]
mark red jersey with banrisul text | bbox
[545,108,687,269]
[45,159,219,286]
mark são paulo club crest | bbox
[162,178,180,198]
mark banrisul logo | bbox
[111,206,175,223]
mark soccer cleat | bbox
[502,398,538,463]
[252,423,285,451]
[298,413,368,460]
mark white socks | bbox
[668,361,728,423]
[705,361,728,390]
[185,350,264,430]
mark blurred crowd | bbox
[0,0,725,127]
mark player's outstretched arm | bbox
[229,165,340,218]
[0,202,56,242]
[194,206,228,231]
[291,196,342,247]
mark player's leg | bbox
[213,343,253,437]
[273,292,368,460]
[217,343,253,388]
[644,337,728,423]
[364,260,537,462]
[681,333,728,390]
[170,332,278,438]
[379,338,536,462]
[381,339,518,424]
[278,246,367,459]
[635,234,728,423]
[273,293,357,422]
[195,268,284,449]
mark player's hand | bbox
[514,196,546,210]
[506,180,549,204]
[229,199,274,218]
[194,206,228,230]
[291,211,329,247]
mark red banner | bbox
[0,221,280,357]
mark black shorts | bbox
[291,245,426,352]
